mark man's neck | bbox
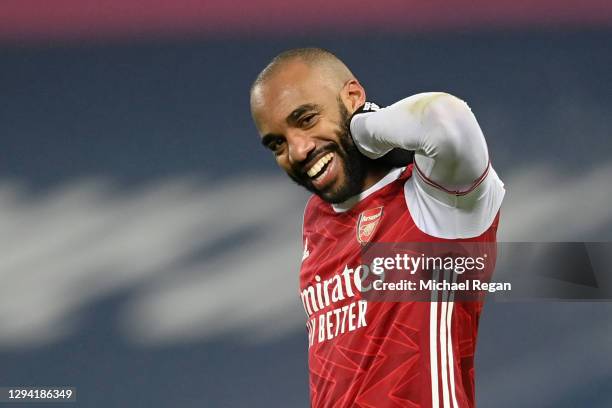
[330,163,399,212]
[361,163,394,192]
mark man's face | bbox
[251,62,369,203]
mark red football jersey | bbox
[300,165,500,408]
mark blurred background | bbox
[1,1,611,407]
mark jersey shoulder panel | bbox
[302,194,332,234]
[404,165,505,239]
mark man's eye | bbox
[268,138,285,152]
[300,114,317,127]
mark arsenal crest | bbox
[357,206,384,245]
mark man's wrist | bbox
[351,101,381,116]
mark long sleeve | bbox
[350,92,489,193]
[350,92,505,239]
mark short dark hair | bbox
[251,47,350,94]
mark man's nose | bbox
[287,132,315,165]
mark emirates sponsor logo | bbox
[357,206,383,245]
[300,264,369,346]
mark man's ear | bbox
[341,79,366,113]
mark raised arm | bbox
[350,92,489,194]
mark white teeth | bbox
[307,153,334,178]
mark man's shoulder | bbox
[303,194,330,222]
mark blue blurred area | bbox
[3,30,611,186]
[1,29,611,407]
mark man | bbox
[250,48,505,408]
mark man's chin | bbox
[313,180,362,204]
[318,193,350,204]
[289,175,354,204]
[288,152,367,203]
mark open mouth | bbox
[304,152,338,192]
[306,152,334,180]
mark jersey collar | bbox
[331,167,405,213]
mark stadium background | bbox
[1,1,611,406]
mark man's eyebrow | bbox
[260,104,322,147]
[286,104,321,124]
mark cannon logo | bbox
[357,206,384,245]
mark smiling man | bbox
[250,48,505,408]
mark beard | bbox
[288,100,372,204]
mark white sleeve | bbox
[350,92,505,238]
